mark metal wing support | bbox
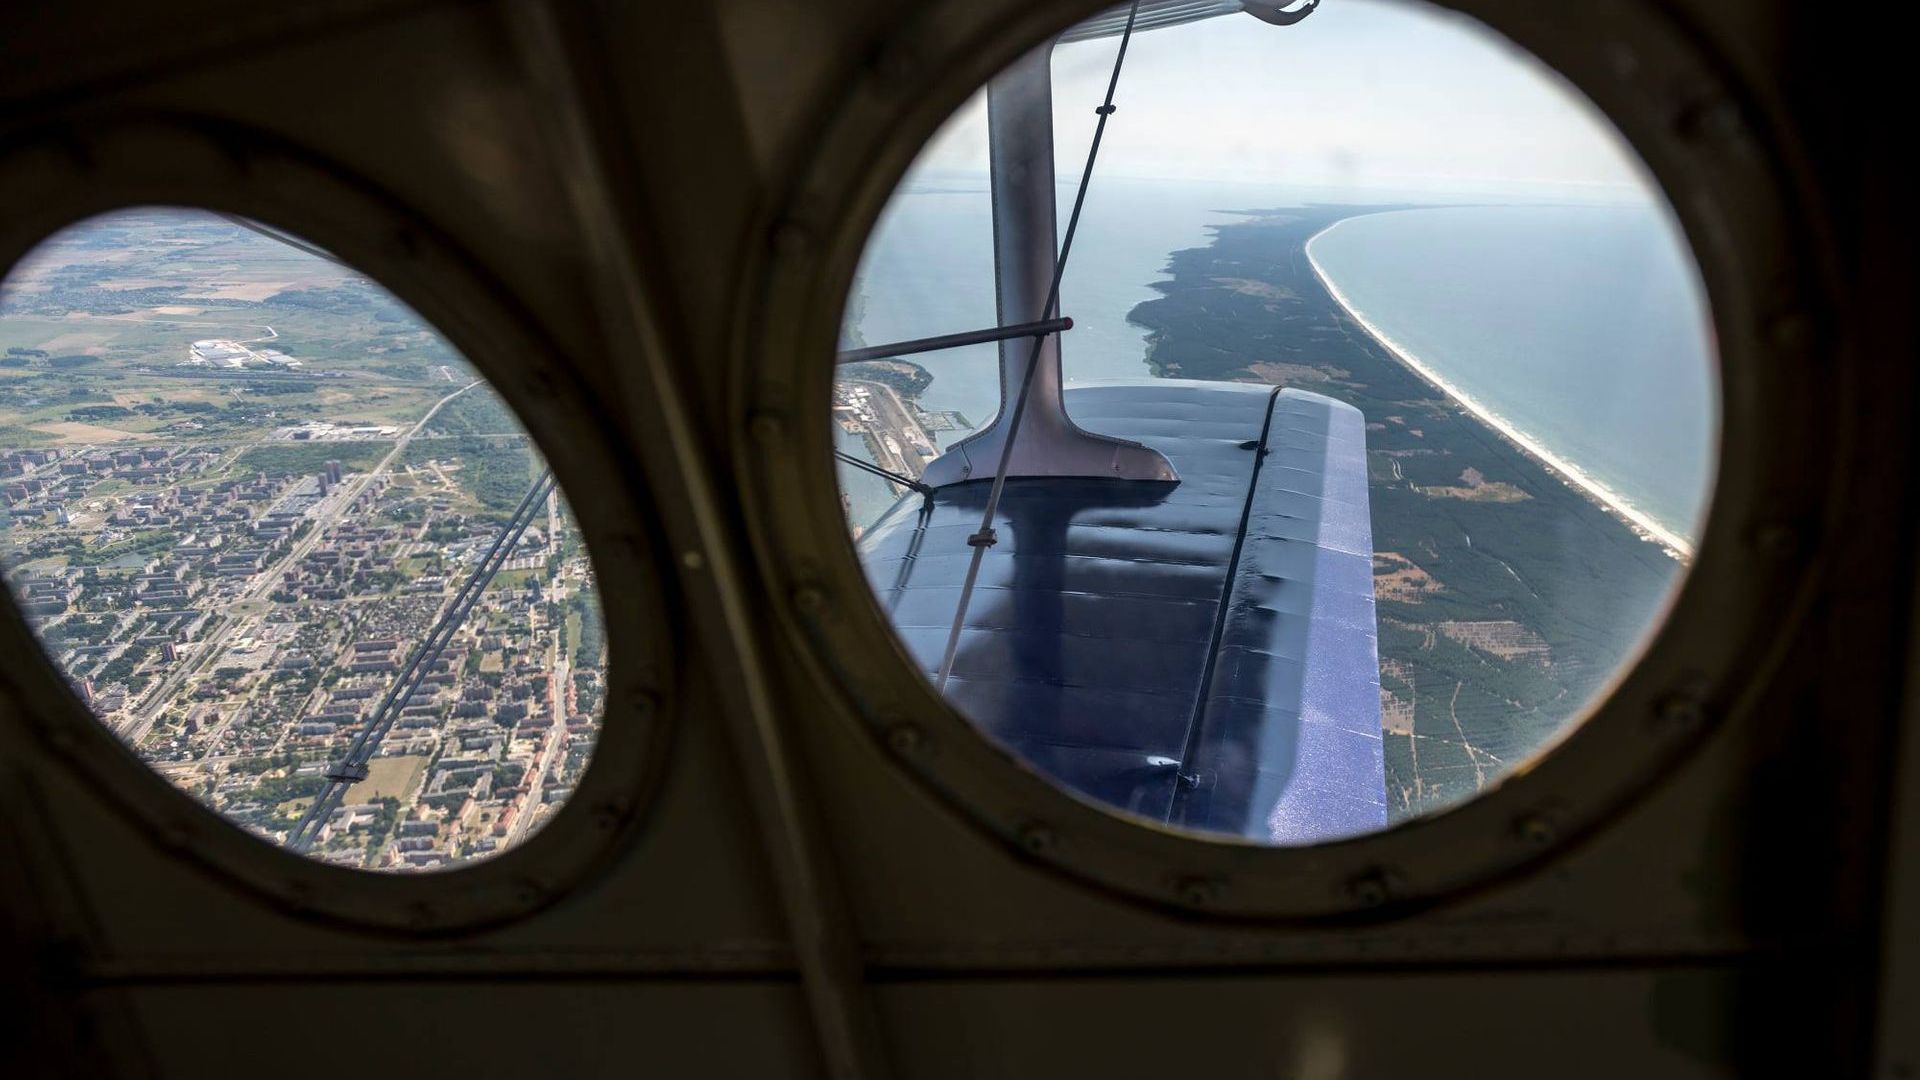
[918,42,1177,487]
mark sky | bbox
[909,0,1658,201]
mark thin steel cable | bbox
[287,470,555,852]
[215,212,350,268]
[934,0,1145,689]
[834,449,931,495]
[291,474,553,853]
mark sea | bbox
[838,174,1717,541]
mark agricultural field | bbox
[0,207,471,452]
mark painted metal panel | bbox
[858,381,1384,842]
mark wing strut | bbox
[933,0,1150,689]
[286,469,557,858]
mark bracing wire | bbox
[933,0,1146,689]
[834,449,932,496]
[287,470,556,854]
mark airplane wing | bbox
[1058,1,1248,43]
[857,381,1386,844]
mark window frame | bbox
[0,119,678,931]
[733,0,1839,917]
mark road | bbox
[236,379,479,603]
[848,380,937,484]
[506,481,570,847]
[507,618,569,847]
[121,380,481,745]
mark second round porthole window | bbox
[0,207,610,871]
[833,0,1718,844]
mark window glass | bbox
[835,0,1715,842]
[1,208,608,870]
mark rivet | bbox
[1751,521,1800,560]
[1606,42,1640,79]
[770,221,813,261]
[514,877,547,904]
[629,688,661,715]
[155,819,194,851]
[885,723,926,756]
[1767,311,1813,357]
[870,41,920,89]
[1672,96,1743,145]
[61,134,97,170]
[748,413,784,444]
[1347,870,1391,908]
[1176,876,1223,908]
[388,227,421,261]
[215,135,254,176]
[1514,813,1556,847]
[791,584,827,615]
[680,550,705,571]
[592,799,629,829]
[1654,690,1707,733]
[1016,823,1058,855]
[523,370,557,401]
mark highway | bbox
[506,484,570,847]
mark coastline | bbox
[1304,216,1694,563]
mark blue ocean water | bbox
[839,176,1716,539]
[1305,204,1715,541]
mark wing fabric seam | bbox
[1162,384,1286,828]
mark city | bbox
[0,209,606,870]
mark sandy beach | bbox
[1305,217,1694,563]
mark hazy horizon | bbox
[909,0,1661,203]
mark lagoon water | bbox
[840,175,1716,540]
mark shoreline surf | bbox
[1304,214,1695,563]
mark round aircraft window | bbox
[0,207,610,871]
[832,0,1717,844]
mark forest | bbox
[1128,205,1682,818]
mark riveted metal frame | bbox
[735,0,1840,919]
[0,117,679,933]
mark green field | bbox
[400,436,537,518]
[233,441,388,477]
